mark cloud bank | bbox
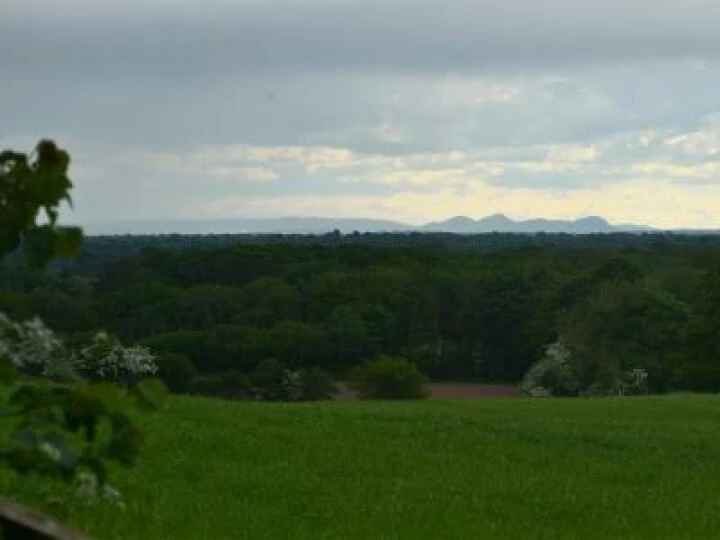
[3,0,720,228]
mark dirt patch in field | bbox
[336,383,521,400]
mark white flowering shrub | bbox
[520,341,580,396]
[72,331,158,385]
[522,341,652,397]
[606,367,650,397]
[0,311,67,378]
[0,313,159,386]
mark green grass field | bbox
[3,395,720,539]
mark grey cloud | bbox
[6,0,720,155]
[0,70,636,153]
[6,0,720,224]
[5,0,720,78]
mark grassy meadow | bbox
[3,394,720,539]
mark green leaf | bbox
[81,416,98,444]
[19,406,66,431]
[11,381,70,418]
[13,428,38,448]
[0,230,21,259]
[105,413,143,467]
[55,226,83,258]
[131,378,169,411]
[21,225,58,268]
[10,382,48,411]
[0,354,17,385]
[64,413,82,433]
[70,382,127,418]
[2,447,49,476]
[47,405,66,424]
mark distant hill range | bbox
[83,214,661,235]
[420,214,653,234]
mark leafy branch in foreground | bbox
[0,317,167,489]
[0,140,168,536]
[0,139,82,268]
[1,374,165,486]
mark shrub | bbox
[0,313,168,510]
[0,313,67,378]
[520,342,579,397]
[188,371,250,399]
[155,353,197,393]
[350,356,429,400]
[522,341,652,397]
[187,375,217,396]
[71,331,158,386]
[248,360,337,402]
[297,367,338,401]
[250,358,297,401]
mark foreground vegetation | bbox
[3,394,720,539]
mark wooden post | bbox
[0,497,91,540]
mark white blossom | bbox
[75,471,125,509]
[520,341,578,396]
[72,331,158,383]
[0,311,157,383]
[0,311,65,375]
[39,442,62,462]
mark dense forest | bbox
[38,230,720,275]
[2,232,720,395]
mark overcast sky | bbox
[4,0,720,228]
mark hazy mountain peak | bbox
[420,213,636,234]
[83,214,652,236]
[445,216,477,225]
[484,213,513,221]
[478,213,515,228]
[575,216,610,225]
